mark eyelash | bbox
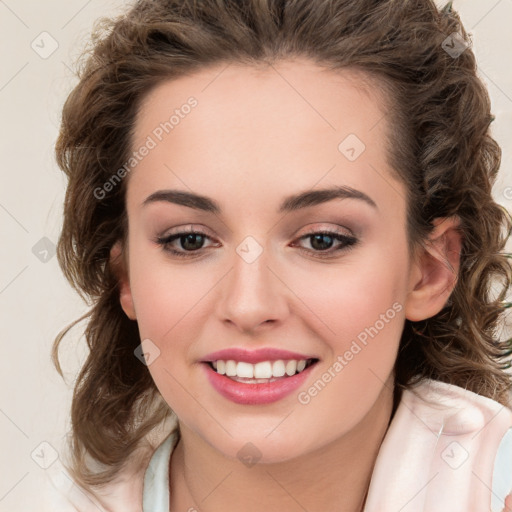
[155,228,359,260]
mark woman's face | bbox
[118,59,420,462]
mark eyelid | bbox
[155,222,359,259]
[160,223,212,235]
[293,222,355,238]
[157,222,355,244]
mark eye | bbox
[292,230,358,258]
[155,227,359,259]
[156,228,218,258]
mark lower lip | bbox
[202,362,317,405]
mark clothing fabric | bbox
[44,378,512,512]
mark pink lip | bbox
[200,348,317,364]
[201,361,317,405]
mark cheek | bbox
[287,251,407,408]
[289,250,408,347]
[127,248,223,398]
[128,248,208,338]
[288,265,406,448]
[127,255,210,414]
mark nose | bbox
[216,244,290,334]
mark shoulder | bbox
[43,458,149,512]
[405,377,511,412]
[364,378,512,512]
[402,377,512,436]
[43,427,179,512]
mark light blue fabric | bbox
[491,427,512,512]
[142,431,179,512]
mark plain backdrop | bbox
[1,1,511,510]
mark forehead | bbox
[128,58,405,218]
[133,59,386,146]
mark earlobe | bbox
[110,241,137,321]
[405,217,462,322]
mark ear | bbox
[110,240,137,321]
[405,216,462,322]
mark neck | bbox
[169,378,395,512]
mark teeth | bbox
[210,359,312,379]
[237,361,254,378]
[285,360,297,376]
[225,360,237,377]
[254,361,272,379]
[272,360,286,377]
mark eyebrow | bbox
[142,185,378,213]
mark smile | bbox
[208,358,317,381]
[200,348,320,404]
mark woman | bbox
[47,0,512,510]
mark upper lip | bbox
[200,348,318,364]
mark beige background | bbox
[1,1,511,510]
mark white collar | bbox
[142,431,179,512]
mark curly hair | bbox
[52,0,512,490]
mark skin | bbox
[110,59,462,512]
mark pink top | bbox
[44,378,512,511]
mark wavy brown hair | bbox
[53,0,512,490]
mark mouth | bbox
[199,348,320,404]
[204,358,319,383]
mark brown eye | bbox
[309,233,336,251]
[156,229,217,258]
[177,233,206,251]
